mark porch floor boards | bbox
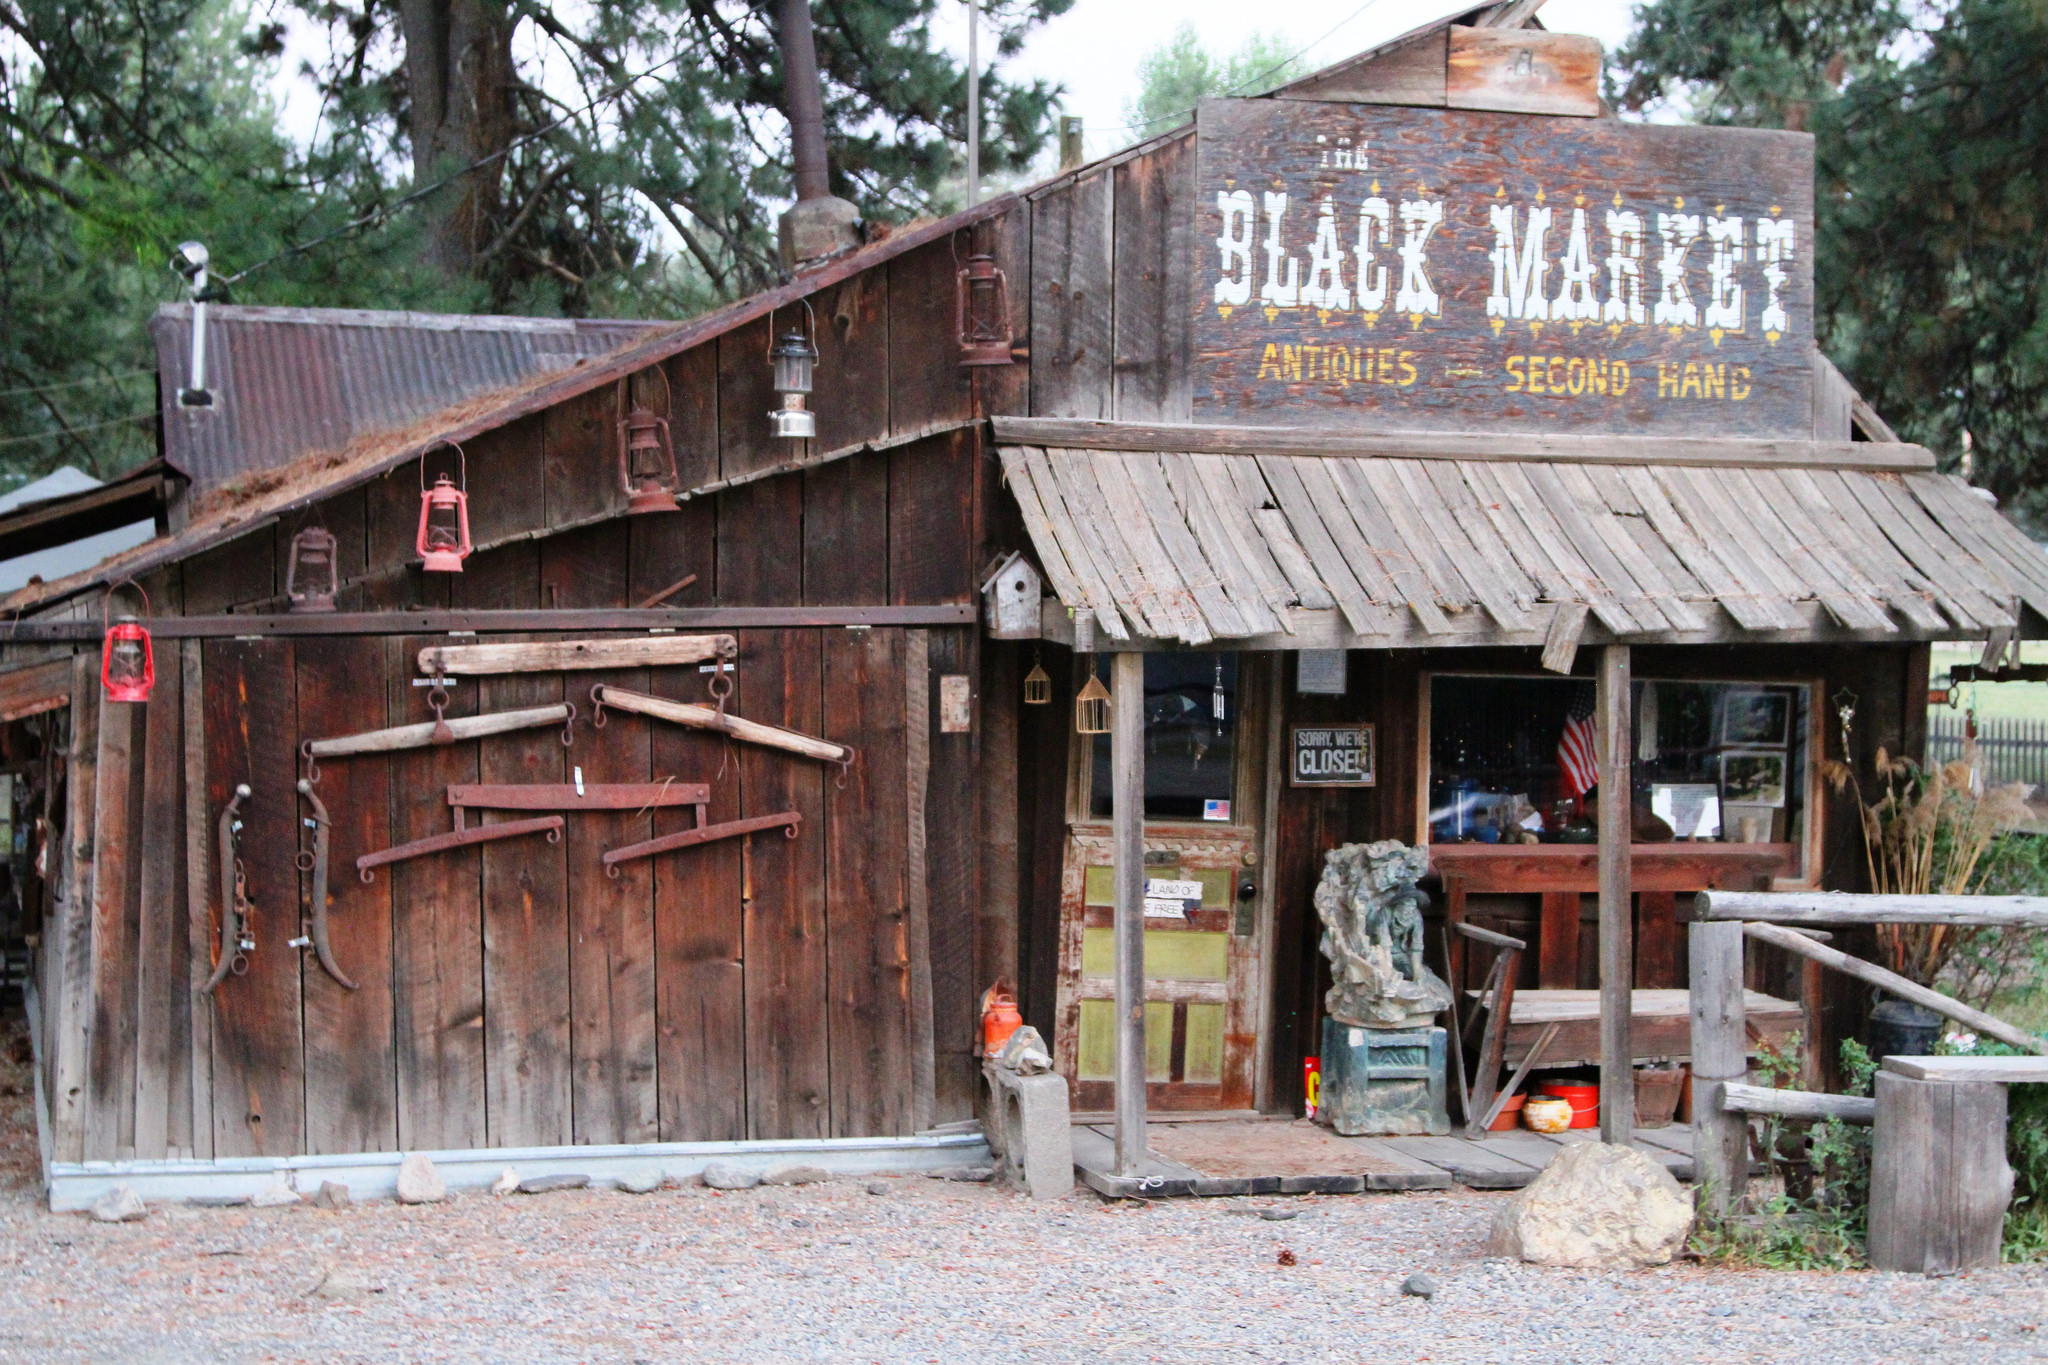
[1071,1118,1696,1199]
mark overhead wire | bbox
[0,370,156,400]
[1109,0,1393,135]
[0,413,157,449]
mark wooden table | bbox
[1433,844,1791,990]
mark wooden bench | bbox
[1869,1055,2043,1274]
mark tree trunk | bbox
[397,0,517,275]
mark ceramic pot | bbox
[1635,1065,1686,1129]
[1868,998,1943,1059]
[1523,1095,1573,1134]
[1486,1092,1527,1132]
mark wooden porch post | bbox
[1690,918,1749,1213]
[1111,650,1147,1177]
[1597,644,1636,1141]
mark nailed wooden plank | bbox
[1044,449,1175,637]
[804,450,891,607]
[1741,468,1896,630]
[1112,135,1195,422]
[85,690,141,1160]
[1304,457,1441,629]
[1551,463,1706,631]
[0,658,70,722]
[1778,467,1945,629]
[1869,1073,2010,1273]
[1190,453,1334,612]
[1453,460,1575,602]
[1834,471,2008,630]
[1677,465,1825,610]
[1154,452,1284,635]
[904,630,935,1130]
[1541,602,1590,674]
[650,657,746,1142]
[1521,463,1672,632]
[1640,465,1795,630]
[296,634,398,1155]
[1337,1137,1457,1190]
[717,480,805,612]
[48,653,99,1162]
[741,630,830,1140]
[888,236,976,435]
[1120,452,1252,638]
[1029,171,1114,420]
[996,450,1090,609]
[1008,448,1132,639]
[1723,465,1889,630]
[1587,466,1711,604]
[1419,460,1541,614]
[477,659,571,1149]
[1813,352,1856,441]
[1335,458,1469,621]
[988,420,1936,472]
[1900,473,2048,621]
[1381,1134,1543,1188]
[1388,458,1525,628]
[888,428,978,607]
[203,639,304,1157]
[1487,463,1643,634]
[1883,1055,2048,1083]
[1257,456,1399,637]
[1273,28,1446,106]
[811,269,891,455]
[181,642,213,1158]
[417,636,733,677]
[1087,453,1213,643]
[385,634,485,1150]
[925,627,982,1124]
[1446,27,1602,118]
[824,628,913,1136]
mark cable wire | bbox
[0,370,155,401]
[0,413,156,449]
[1112,0,1392,135]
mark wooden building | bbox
[6,7,2047,1202]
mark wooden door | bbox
[1053,823,1262,1112]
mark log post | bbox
[1597,644,1635,1141]
[1869,1073,2013,1273]
[1689,918,1748,1214]
[1111,650,1146,1178]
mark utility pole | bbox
[965,0,980,207]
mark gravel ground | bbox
[0,1019,2042,1363]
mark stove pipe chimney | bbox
[776,0,862,271]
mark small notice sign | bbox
[1291,724,1376,787]
[1144,877,1203,918]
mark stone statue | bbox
[1314,840,1454,1030]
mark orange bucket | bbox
[1538,1079,1600,1129]
[981,985,1023,1058]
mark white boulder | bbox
[1485,1142,1693,1269]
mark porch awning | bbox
[994,419,2048,650]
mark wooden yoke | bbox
[416,635,735,676]
[355,781,713,882]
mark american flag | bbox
[1557,685,1599,798]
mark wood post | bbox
[1869,1073,2013,1273]
[1110,651,1146,1177]
[1689,918,1748,1214]
[1596,644,1634,1141]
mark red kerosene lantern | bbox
[415,442,472,573]
[616,370,680,515]
[101,584,155,703]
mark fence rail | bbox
[1927,712,2048,792]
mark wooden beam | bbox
[1111,651,1146,1178]
[1718,1081,1874,1124]
[1697,890,2048,928]
[1596,644,1634,1141]
[1883,1054,2048,1084]
[417,636,733,676]
[1539,603,1588,675]
[1689,919,1748,1215]
[304,705,572,758]
[1743,921,2048,1054]
[990,417,1938,472]
[0,605,975,644]
[0,658,71,721]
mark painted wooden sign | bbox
[1291,724,1376,788]
[1192,99,1816,438]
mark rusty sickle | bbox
[202,784,252,995]
[297,779,357,991]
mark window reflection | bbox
[1089,653,1239,821]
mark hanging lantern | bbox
[100,583,155,703]
[768,323,818,440]
[616,371,680,514]
[955,252,1014,367]
[1023,652,1052,706]
[1074,671,1111,734]
[286,526,339,613]
[415,443,473,573]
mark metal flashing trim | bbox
[45,1131,991,1211]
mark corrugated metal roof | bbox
[150,305,662,490]
[999,442,2048,647]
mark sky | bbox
[927,0,1645,166]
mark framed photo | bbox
[1719,751,1787,809]
[1719,688,1790,748]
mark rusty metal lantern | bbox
[768,304,818,440]
[286,526,339,613]
[415,442,473,573]
[1023,649,1051,705]
[956,252,1014,367]
[616,370,680,514]
[100,582,154,703]
[1074,671,1111,734]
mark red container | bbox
[1538,1079,1600,1129]
[1303,1057,1322,1120]
[1486,1092,1527,1132]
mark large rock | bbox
[1486,1142,1693,1269]
[89,1184,147,1224]
[394,1153,446,1205]
[699,1161,760,1191]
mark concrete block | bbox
[983,1063,1074,1201]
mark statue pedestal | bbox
[1316,1020,1449,1137]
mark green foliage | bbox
[1121,24,1307,136]
[1611,0,2048,533]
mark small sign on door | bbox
[1143,877,1202,918]
[939,675,972,732]
[1291,724,1376,787]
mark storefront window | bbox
[1426,674,1809,855]
[1088,653,1240,821]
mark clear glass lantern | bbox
[768,329,818,440]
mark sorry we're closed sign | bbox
[1292,725,1376,788]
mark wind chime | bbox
[1023,649,1051,706]
[1075,666,1111,734]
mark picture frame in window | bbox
[1718,688,1790,749]
[1719,750,1788,809]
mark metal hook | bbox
[834,748,858,791]
[299,739,320,787]
[589,683,608,729]
[359,866,376,885]
[427,672,452,744]
[560,700,579,747]
[545,826,562,845]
